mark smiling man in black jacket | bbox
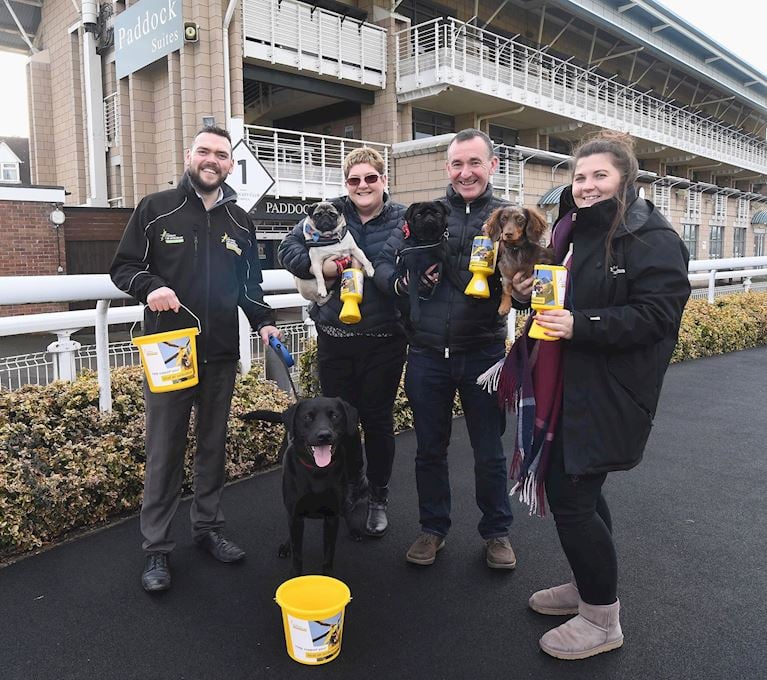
[375,129,516,569]
[111,126,280,593]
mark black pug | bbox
[396,201,463,323]
[241,397,359,576]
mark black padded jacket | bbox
[110,173,274,364]
[374,184,510,354]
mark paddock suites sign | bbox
[114,0,183,79]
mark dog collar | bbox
[302,218,345,247]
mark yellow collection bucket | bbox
[132,305,201,393]
[275,575,352,665]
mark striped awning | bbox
[537,184,568,207]
[752,209,767,225]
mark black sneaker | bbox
[142,552,171,592]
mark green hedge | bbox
[2,291,766,561]
[0,365,289,559]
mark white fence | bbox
[395,18,767,175]
[0,271,312,410]
[2,258,767,404]
[243,0,387,89]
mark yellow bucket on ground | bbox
[275,575,352,665]
[132,304,201,393]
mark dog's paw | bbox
[278,542,291,558]
[498,302,512,316]
[347,528,363,542]
[364,264,375,277]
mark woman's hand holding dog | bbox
[510,271,534,303]
[534,309,574,340]
[322,256,364,280]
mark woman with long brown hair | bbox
[507,130,690,658]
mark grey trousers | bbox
[141,360,238,553]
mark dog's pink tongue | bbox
[311,445,332,467]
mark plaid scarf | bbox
[497,211,575,516]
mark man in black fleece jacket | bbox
[111,126,280,593]
[375,129,516,569]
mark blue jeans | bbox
[404,343,513,539]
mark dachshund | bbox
[483,206,554,315]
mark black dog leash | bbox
[267,336,300,401]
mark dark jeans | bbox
[404,343,513,539]
[142,360,238,553]
[545,430,617,605]
[316,332,407,488]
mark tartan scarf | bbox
[498,210,575,516]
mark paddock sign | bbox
[114,0,183,79]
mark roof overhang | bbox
[0,0,42,54]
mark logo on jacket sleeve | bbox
[221,232,242,256]
[160,229,184,244]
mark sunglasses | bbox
[345,174,381,187]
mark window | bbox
[412,109,454,139]
[708,225,724,259]
[1,163,20,183]
[733,227,746,258]
[754,233,764,257]
[489,124,518,148]
[682,224,698,259]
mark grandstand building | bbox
[5,0,767,267]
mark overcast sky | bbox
[0,0,764,137]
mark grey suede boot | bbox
[365,485,389,537]
[539,598,623,660]
[529,580,580,616]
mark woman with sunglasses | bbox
[278,147,407,538]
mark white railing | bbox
[3,259,767,397]
[686,190,702,223]
[493,146,524,203]
[0,271,310,409]
[103,92,119,149]
[653,184,671,218]
[736,198,751,227]
[243,125,390,200]
[243,0,387,89]
[395,18,767,175]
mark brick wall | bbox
[0,200,68,317]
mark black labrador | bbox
[242,397,359,575]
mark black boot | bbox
[365,485,389,537]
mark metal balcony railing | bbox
[686,190,702,223]
[395,18,767,175]
[103,92,119,149]
[242,125,390,199]
[493,145,524,203]
[736,198,751,227]
[243,0,387,89]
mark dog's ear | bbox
[404,202,421,224]
[524,207,548,243]
[306,202,320,218]
[283,402,299,436]
[335,398,359,437]
[484,208,503,241]
[330,197,346,215]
